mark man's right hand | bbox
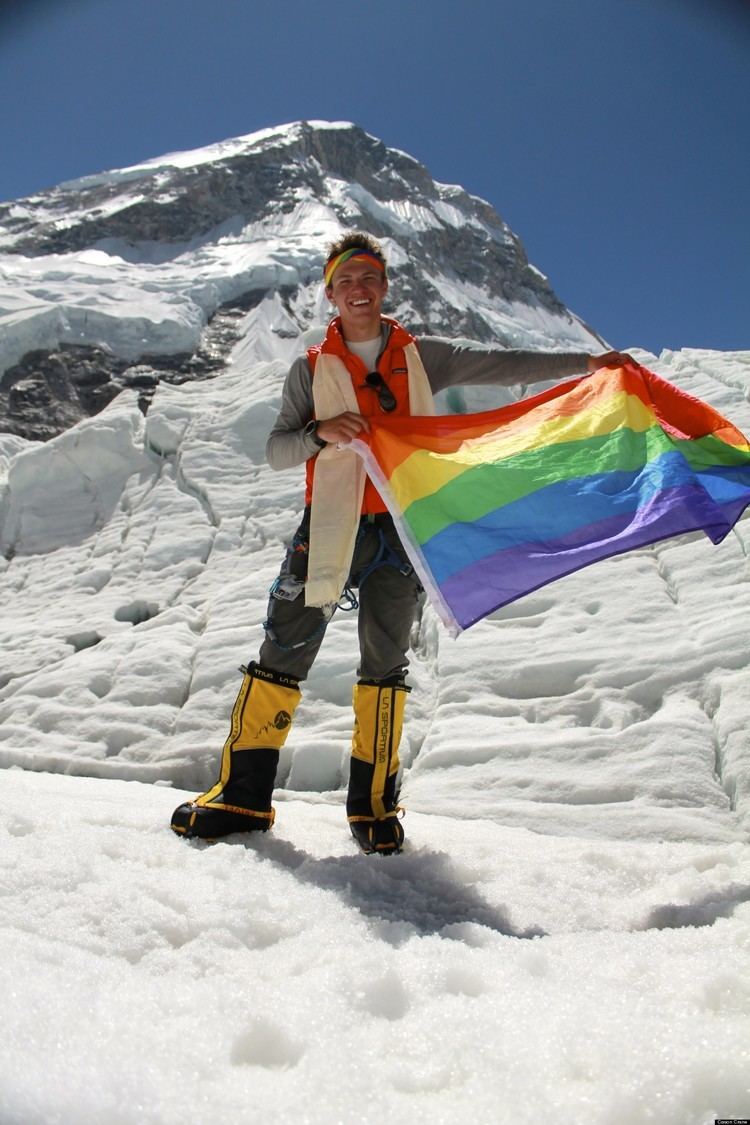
[315,412,370,445]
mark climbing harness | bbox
[350,515,414,590]
[263,513,415,653]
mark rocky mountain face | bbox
[0,121,601,441]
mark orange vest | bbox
[305,317,418,513]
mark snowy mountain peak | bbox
[54,121,327,190]
[0,120,603,440]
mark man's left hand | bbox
[587,351,636,373]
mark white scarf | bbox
[305,340,435,607]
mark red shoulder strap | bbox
[306,345,321,374]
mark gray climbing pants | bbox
[258,508,423,682]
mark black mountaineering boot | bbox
[347,676,410,855]
[171,662,300,840]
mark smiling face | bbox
[325,257,389,341]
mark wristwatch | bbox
[303,419,327,448]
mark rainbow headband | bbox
[324,248,386,287]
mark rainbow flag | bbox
[350,365,750,636]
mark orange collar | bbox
[319,316,416,358]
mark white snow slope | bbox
[1,336,749,1125]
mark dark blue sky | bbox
[1,0,748,354]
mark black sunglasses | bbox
[361,371,397,413]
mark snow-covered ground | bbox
[1,339,749,1124]
[2,769,750,1125]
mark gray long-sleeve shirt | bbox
[266,325,591,471]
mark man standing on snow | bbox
[171,232,631,853]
